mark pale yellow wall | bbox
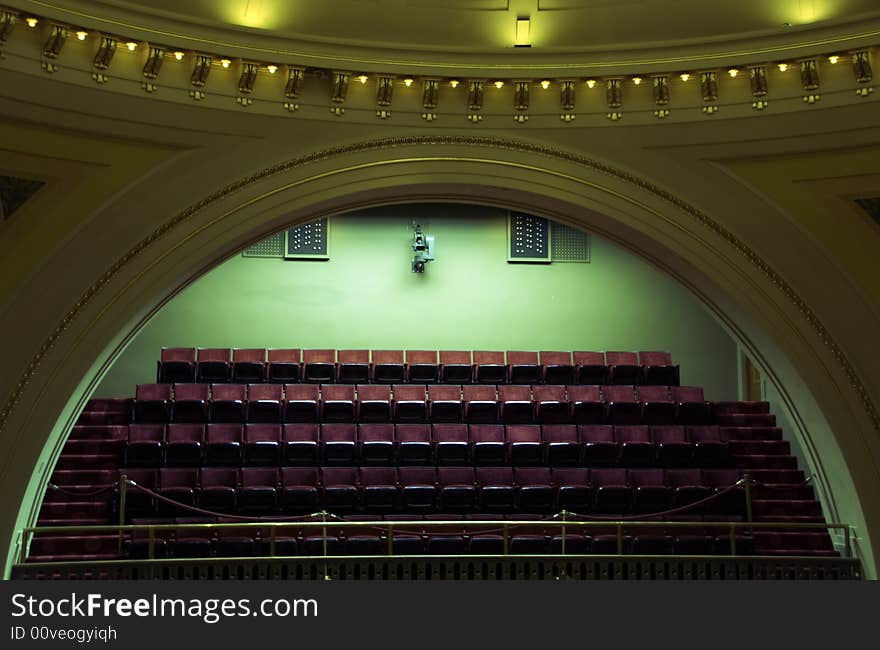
[96,205,738,400]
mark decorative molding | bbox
[11,1,880,73]
[0,136,876,448]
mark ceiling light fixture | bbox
[679,73,690,81]
[586,79,596,88]
[828,55,839,64]
[494,80,504,89]
[173,51,184,61]
[26,17,38,28]
[126,41,137,51]
[449,79,459,88]
[777,63,788,72]
[220,58,231,68]
[403,78,413,87]
[357,74,368,84]
[76,30,88,41]
[514,17,530,47]
[266,64,277,74]
[632,77,642,85]
[728,68,739,77]
[540,80,550,90]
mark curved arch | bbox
[1,136,877,577]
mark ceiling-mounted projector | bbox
[411,224,435,273]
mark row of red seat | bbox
[120,466,747,516]
[124,422,741,467]
[158,347,680,385]
[133,383,720,426]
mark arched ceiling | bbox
[8,0,880,75]
[67,0,880,51]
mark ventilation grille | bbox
[855,197,880,226]
[551,222,591,262]
[242,218,330,259]
[242,232,284,258]
[285,217,329,259]
[508,212,551,262]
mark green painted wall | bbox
[95,204,738,398]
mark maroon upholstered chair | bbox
[507,350,539,384]
[439,350,472,384]
[232,348,266,383]
[159,347,196,383]
[196,348,231,383]
[540,351,574,385]
[406,350,439,383]
[267,348,301,383]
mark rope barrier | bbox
[561,479,747,521]
[124,477,749,530]
[47,483,117,498]
[125,480,329,523]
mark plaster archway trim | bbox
[1,135,875,438]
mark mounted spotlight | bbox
[467,80,484,123]
[1,10,16,46]
[652,75,670,118]
[376,75,394,118]
[749,65,768,110]
[141,45,165,93]
[189,54,212,100]
[284,66,305,111]
[852,50,873,97]
[422,78,439,121]
[236,61,258,106]
[700,71,718,114]
[41,24,67,73]
[411,224,435,274]
[92,35,117,84]
[559,79,576,122]
[800,58,820,104]
[513,80,529,123]
[606,78,622,121]
[330,71,350,116]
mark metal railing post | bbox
[729,524,737,556]
[616,523,623,555]
[147,526,155,560]
[269,526,277,558]
[117,474,128,555]
[743,474,753,524]
[561,510,567,556]
[503,524,509,555]
[321,511,330,581]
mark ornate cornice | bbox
[0,135,877,442]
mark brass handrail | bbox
[21,519,854,562]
